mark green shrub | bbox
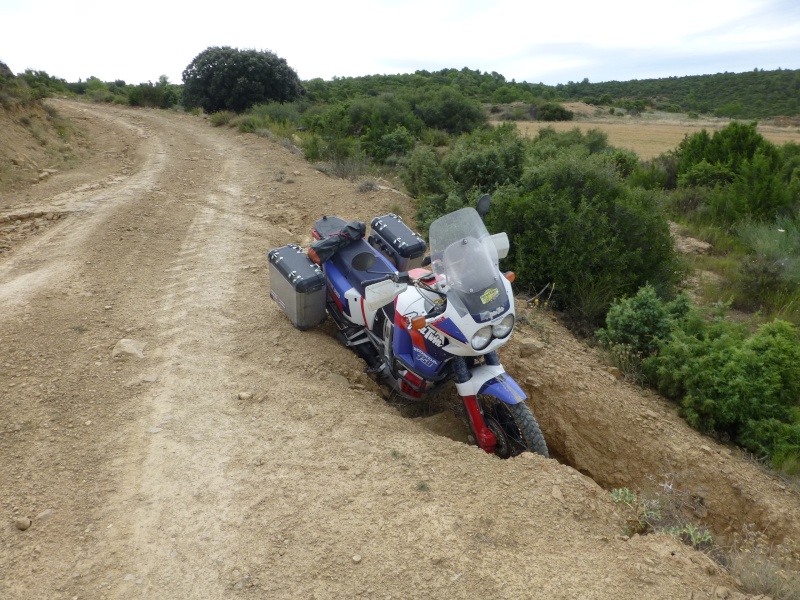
[644,319,800,450]
[607,148,640,178]
[441,123,526,193]
[399,144,445,198]
[598,286,690,357]
[739,419,800,468]
[629,159,674,190]
[368,125,415,164]
[248,102,301,126]
[677,159,734,188]
[210,111,236,127]
[488,152,680,328]
[410,87,487,134]
[535,102,574,121]
[734,218,800,317]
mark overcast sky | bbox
[1,0,799,87]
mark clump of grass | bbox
[415,481,430,492]
[210,111,235,127]
[610,475,713,551]
[357,179,380,193]
[315,156,373,181]
[725,526,800,600]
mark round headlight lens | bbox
[492,314,515,339]
[471,325,493,350]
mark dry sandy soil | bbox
[1,101,799,599]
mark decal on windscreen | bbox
[480,287,500,305]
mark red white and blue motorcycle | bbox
[268,196,548,458]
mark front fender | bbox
[454,365,527,405]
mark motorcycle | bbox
[267,195,548,459]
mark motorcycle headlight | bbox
[471,325,493,350]
[492,314,515,339]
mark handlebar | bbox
[362,271,410,288]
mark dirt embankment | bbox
[1,100,797,599]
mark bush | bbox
[598,285,689,358]
[399,144,445,198]
[440,123,526,194]
[410,87,487,134]
[182,46,303,113]
[487,152,681,328]
[535,102,574,121]
[210,111,235,127]
[644,318,800,453]
[367,125,415,164]
[677,159,734,188]
[607,148,640,178]
[629,158,676,190]
[735,218,800,315]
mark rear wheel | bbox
[481,396,548,458]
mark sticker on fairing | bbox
[480,287,500,304]
[412,346,440,369]
[418,326,447,348]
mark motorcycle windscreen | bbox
[428,207,497,275]
[442,236,509,318]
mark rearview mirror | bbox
[476,194,492,219]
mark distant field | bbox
[510,114,800,160]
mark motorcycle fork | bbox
[452,357,496,454]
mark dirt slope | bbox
[0,101,794,599]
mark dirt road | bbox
[0,101,795,599]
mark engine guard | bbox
[454,365,527,405]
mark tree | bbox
[182,46,303,113]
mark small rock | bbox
[352,554,362,564]
[112,339,146,360]
[606,367,623,380]
[35,509,55,522]
[700,444,713,455]
[146,427,162,434]
[15,517,32,530]
[141,374,158,383]
[104,305,113,310]
[551,485,564,502]
[238,392,253,401]
[518,338,544,358]
[329,374,350,387]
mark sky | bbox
[1,0,799,87]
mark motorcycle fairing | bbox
[454,365,527,405]
[430,317,468,344]
[392,311,447,379]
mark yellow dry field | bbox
[512,117,800,160]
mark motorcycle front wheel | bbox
[481,396,549,459]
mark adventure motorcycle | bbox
[267,196,548,458]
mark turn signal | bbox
[504,271,515,283]
[410,316,427,330]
